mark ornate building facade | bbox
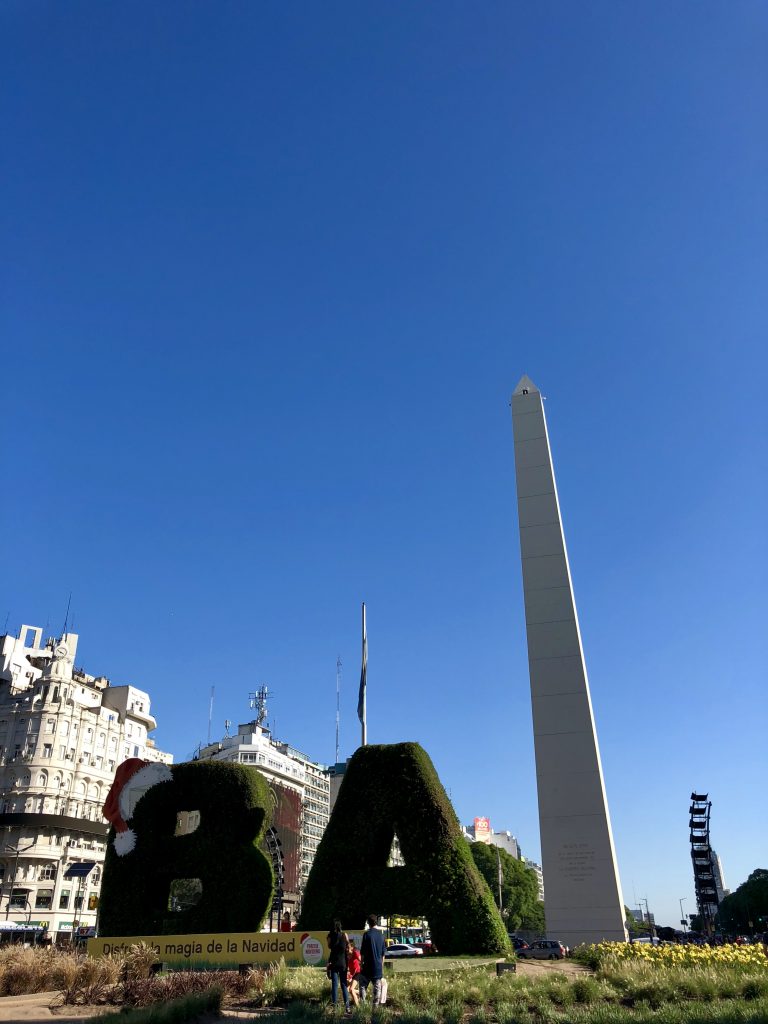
[0,624,171,941]
[198,716,330,923]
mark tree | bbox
[717,868,768,934]
[468,842,543,932]
[624,906,647,937]
[688,913,703,934]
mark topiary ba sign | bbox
[99,744,508,954]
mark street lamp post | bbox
[4,838,35,920]
[641,898,655,941]
[680,898,688,938]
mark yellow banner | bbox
[88,929,365,968]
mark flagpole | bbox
[359,602,367,747]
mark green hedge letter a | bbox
[298,743,509,955]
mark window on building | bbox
[61,721,69,736]
[9,890,28,909]
[35,888,53,909]
[74,895,83,910]
[38,864,56,881]
[59,889,70,909]
[45,718,55,733]
[174,810,201,836]
[168,878,202,912]
[59,745,66,758]
[42,744,52,758]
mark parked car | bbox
[518,940,566,960]
[508,936,530,951]
[385,943,424,958]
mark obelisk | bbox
[511,376,627,946]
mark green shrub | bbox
[572,977,601,1004]
[442,996,465,1024]
[742,977,768,1000]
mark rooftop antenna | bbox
[249,686,271,728]
[224,719,231,737]
[207,686,215,744]
[62,592,72,635]
[335,656,342,763]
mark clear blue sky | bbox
[3,2,766,929]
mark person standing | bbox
[327,921,351,1011]
[360,915,387,1006]
[347,938,363,1006]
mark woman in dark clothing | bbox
[326,921,350,1011]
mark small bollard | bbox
[496,960,517,975]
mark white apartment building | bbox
[0,624,171,941]
[524,858,545,902]
[198,719,330,914]
[711,850,729,903]
[490,830,520,860]
[462,822,521,861]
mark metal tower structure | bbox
[689,792,719,934]
[249,685,271,728]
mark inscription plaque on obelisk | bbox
[511,376,627,946]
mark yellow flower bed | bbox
[577,941,768,971]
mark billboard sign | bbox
[474,817,492,843]
[88,930,355,968]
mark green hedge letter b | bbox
[298,743,509,955]
[99,761,274,937]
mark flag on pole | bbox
[496,846,504,912]
[357,603,367,744]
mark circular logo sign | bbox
[301,936,324,965]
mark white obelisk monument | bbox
[511,376,627,945]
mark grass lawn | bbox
[387,956,502,974]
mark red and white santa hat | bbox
[102,758,172,856]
